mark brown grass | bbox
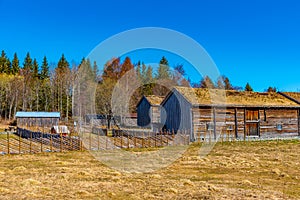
[175,86,300,106]
[0,140,299,199]
[144,95,165,106]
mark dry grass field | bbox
[0,140,299,199]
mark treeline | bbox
[0,50,277,121]
[0,50,75,121]
[0,51,189,120]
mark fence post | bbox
[148,132,151,147]
[127,133,130,149]
[60,133,63,152]
[141,132,144,148]
[97,129,100,150]
[19,130,21,154]
[134,132,137,148]
[221,129,224,144]
[121,131,123,148]
[69,134,73,151]
[186,130,189,145]
[50,134,53,152]
[30,131,32,153]
[160,131,163,147]
[166,131,169,146]
[172,129,175,145]
[89,131,91,150]
[7,131,10,155]
[41,132,43,153]
[105,135,108,150]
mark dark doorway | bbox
[246,123,259,136]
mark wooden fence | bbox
[82,128,191,150]
[0,128,191,155]
[0,128,82,155]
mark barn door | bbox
[246,123,259,136]
[245,109,260,137]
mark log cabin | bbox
[136,95,164,128]
[161,87,300,141]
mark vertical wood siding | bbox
[161,90,192,132]
[137,97,151,127]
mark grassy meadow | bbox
[0,140,299,199]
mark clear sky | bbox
[0,0,300,91]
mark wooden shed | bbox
[161,87,300,141]
[16,112,60,131]
[136,95,164,127]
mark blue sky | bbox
[0,0,300,91]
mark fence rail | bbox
[2,127,293,156]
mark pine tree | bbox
[33,58,39,78]
[223,76,233,90]
[23,52,33,71]
[57,54,69,69]
[93,61,98,80]
[11,53,20,75]
[245,82,253,91]
[141,62,147,81]
[0,50,11,74]
[156,56,170,79]
[144,65,154,95]
[160,56,169,66]
[135,61,142,81]
[145,65,153,83]
[266,86,276,92]
[40,56,49,79]
[216,76,224,89]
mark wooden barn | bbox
[136,95,164,128]
[161,87,300,141]
[16,112,61,131]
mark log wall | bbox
[192,107,299,139]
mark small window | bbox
[276,124,282,131]
[207,123,214,131]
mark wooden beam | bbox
[258,109,260,137]
[234,108,238,138]
[243,108,246,140]
[298,109,300,136]
[213,107,216,140]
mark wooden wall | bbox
[192,107,299,139]
[161,90,192,133]
[137,97,151,127]
[151,106,161,123]
[17,117,59,130]
[260,109,298,137]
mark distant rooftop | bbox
[16,112,61,118]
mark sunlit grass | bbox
[0,140,299,199]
